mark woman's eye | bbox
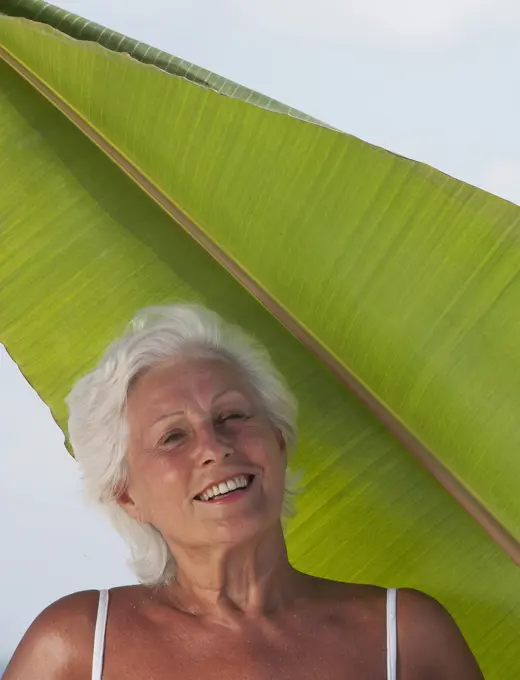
[217,412,247,425]
[162,430,185,445]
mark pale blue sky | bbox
[1,0,519,670]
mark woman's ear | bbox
[275,428,287,458]
[114,482,145,523]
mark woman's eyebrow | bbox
[211,388,247,403]
[153,409,184,425]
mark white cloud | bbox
[230,0,520,46]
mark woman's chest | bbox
[102,618,388,680]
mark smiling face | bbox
[118,354,287,554]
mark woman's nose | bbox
[196,422,233,466]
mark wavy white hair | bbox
[66,304,299,586]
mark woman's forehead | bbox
[127,356,253,409]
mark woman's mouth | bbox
[194,474,255,502]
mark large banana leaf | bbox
[1,2,520,677]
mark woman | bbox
[5,304,484,679]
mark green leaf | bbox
[1,4,520,677]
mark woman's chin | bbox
[201,510,281,547]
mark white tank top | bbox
[92,587,398,679]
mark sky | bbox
[1,0,519,670]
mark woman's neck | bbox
[161,524,303,622]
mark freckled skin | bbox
[4,358,484,680]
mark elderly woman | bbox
[6,304,483,680]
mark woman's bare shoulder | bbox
[303,577,483,679]
[300,573,387,607]
[296,574,389,630]
[3,589,104,680]
[395,588,484,679]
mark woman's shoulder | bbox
[3,589,113,680]
[311,578,465,640]
[305,575,446,617]
[389,588,483,677]
[303,578,483,678]
[300,574,389,609]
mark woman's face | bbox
[119,355,287,552]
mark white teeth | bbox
[198,475,251,501]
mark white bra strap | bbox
[92,589,110,680]
[386,588,397,680]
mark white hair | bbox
[66,304,300,586]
